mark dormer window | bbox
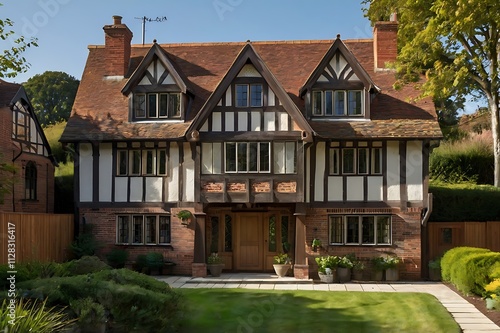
[134,93,181,119]
[312,90,363,117]
[236,84,263,107]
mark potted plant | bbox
[70,297,107,333]
[371,256,386,281]
[384,256,400,281]
[311,238,322,252]
[207,253,225,277]
[315,255,338,283]
[145,252,164,275]
[337,255,354,283]
[352,259,365,281]
[273,253,292,277]
[428,257,441,281]
[177,210,192,226]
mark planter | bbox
[353,269,364,281]
[486,298,499,310]
[385,267,399,281]
[337,267,352,283]
[207,264,225,277]
[273,264,292,278]
[318,272,335,283]
[428,267,441,281]
[371,270,384,281]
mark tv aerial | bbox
[134,16,167,45]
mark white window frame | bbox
[311,90,364,117]
[118,148,167,176]
[274,142,297,174]
[134,92,181,119]
[329,215,392,245]
[224,142,271,173]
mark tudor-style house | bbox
[0,79,56,213]
[61,16,441,279]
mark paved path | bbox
[157,273,500,333]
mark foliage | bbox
[146,252,164,270]
[24,71,79,126]
[441,247,500,295]
[58,256,110,277]
[179,289,460,333]
[429,181,500,221]
[0,153,17,204]
[105,248,129,268]
[429,257,442,270]
[0,261,61,289]
[384,256,400,269]
[0,298,75,332]
[54,162,74,214]
[371,256,387,271]
[273,253,292,265]
[69,224,102,259]
[207,253,224,264]
[0,4,38,78]
[484,279,500,299]
[337,256,354,269]
[363,0,500,186]
[315,255,339,273]
[430,135,494,184]
[70,297,106,325]
[177,210,192,220]
[16,268,183,332]
[134,254,148,273]
[311,238,322,247]
[44,121,72,164]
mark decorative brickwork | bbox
[252,182,271,193]
[227,182,246,192]
[275,181,297,193]
[202,182,224,193]
[192,263,207,277]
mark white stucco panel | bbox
[314,142,325,201]
[225,112,234,131]
[407,141,423,201]
[264,112,275,131]
[346,177,364,201]
[386,141,400,201]
[79,143,93,202]
[183,143,195,202]
[99,143,112,202]
[328,177,343,201]
[251,112,260,131]
[129,177,143,202]
[367,176,383,201]
[114,178,128,202]
[167,144,179,202]
[145,177,163,202]
[212,112,222,131]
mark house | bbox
[0,79,56,213]
[60,16,441,279]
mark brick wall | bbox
[79,206,195,275]
[373,21,398,69]
[103,16,132,77]
[303,207,422,280]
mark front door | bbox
[235,214,263,270]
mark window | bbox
[329,144,383,175]
[268,215,277,252]
[224,214,232,252]
[25,161,37,200]
[210,216,219,253]
[312,90,363,116]
[117,148,167,176]
[117,215,171,245]
[134,93,180,119]
[274,142,296,174]
[236,84,262,107]
[225,142,270,173]
[329,215,392,245]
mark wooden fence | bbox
[427,221,500,260]
[0,213,74,264]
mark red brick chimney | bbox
[373,13,398,70]
[103,15,133,76]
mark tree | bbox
[24,71,79,127]
[363,0,500,186]
[0,3,37,78]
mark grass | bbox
[179,289,460,333]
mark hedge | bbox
[441,247,500,296]
[429,182,500,221]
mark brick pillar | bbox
[294,212,309,279]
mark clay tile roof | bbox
[61,39,441,142]
[0,79,21,107]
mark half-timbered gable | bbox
[61,16,442,279]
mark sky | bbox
[1,0,373,83]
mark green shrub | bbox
[69,224,102,259]
[58,256,111,276]
[0,298,75,332]
[441,247,490,282]
[429,182,500,221]
[0,261,61,289]
[105,248,129,268]
[134,254,148,273]
[490,262,500,279]
[70,297,106,327]
[146,252,164,270]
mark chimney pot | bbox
[113,15,122,25]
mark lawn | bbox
[179,289,460,333]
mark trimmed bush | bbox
[0,261,61,289]
[105,248,129,268]
[442,247,500,296]
[58,256,111,276]
[429,182,500,221]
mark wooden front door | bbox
[235,214,263,270]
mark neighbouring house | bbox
[0,79,56,213]
[60,16,441,279]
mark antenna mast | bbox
[134,16,168,45]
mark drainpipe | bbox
[421,193,433,226]
[11,148,23,212]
